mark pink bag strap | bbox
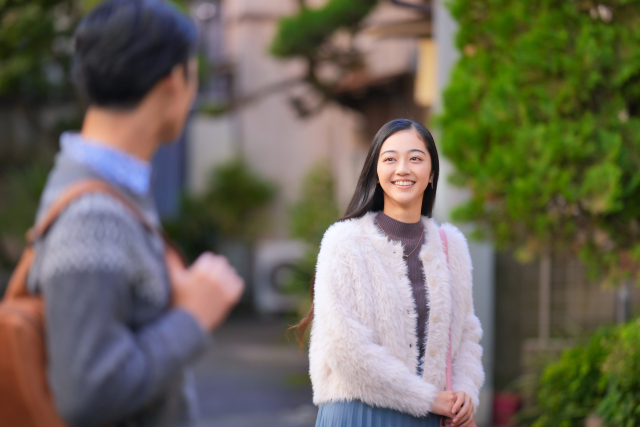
[439,227,477,427]
[439,228,454,393]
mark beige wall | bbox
[186,113,237,195]
[186,1,424,237]
[216,0,421,236]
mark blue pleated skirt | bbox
[316,400,442,427]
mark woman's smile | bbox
[376,128,433,222]
[393,180,416,188]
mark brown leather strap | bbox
[4,248,36,300]
[27,179,155,245]
[5,179,167,301]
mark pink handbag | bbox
[439,228,478,427]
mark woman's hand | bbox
[430,391,456,417]
[449,391,475,427]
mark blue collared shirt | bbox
[60,132,152,196]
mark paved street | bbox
[192,315,317,427]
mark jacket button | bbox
[430,348,436,356]
[433,315,440,323]
[409,344,412,348]
[407,310,410,314]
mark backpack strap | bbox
[4,179,180,300]
[26,179,155,245]
[4,247,36,300]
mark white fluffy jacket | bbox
[309,212,484,416]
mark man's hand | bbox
[171,252,244,331]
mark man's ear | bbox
[186,58,199,84]
[175,58,198,83]
[157,64,187,97]
[173,62,189,82]
[152,67,177,97]
[170,63,187,84]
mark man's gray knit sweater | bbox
[27,152,207,427]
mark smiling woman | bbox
[377,128,435,224]
[290,119,484,427]
[338,119,440,223]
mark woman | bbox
[292,119,484,427]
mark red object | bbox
[493,392,522,426]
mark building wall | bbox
[186,113,237,196]
[221,0,356,235]
[495,251,640,391]
[215,0,423,235]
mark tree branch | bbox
[234,76,306,107]
[389,0,431,16]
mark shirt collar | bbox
[60,132,152,196]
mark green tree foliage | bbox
[163,193,222,264]
[0,0,188,105]
[529,318,640,427]
[271,0,377,59]
[203,159,277,238]
[598,319,640,426]
[289,162,340,246]
[530,328,616,426]
[0,160,51,270]
[270,0,378,115]
[439,0,640,285]
[0,0,88,105]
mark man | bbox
[26,0,244,426]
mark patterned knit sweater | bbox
[27,152,206,427]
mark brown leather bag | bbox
[0,180,186,427]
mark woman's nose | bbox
[396,159,410,174]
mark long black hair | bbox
[291,119,440,348]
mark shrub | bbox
[598,319,640,426]
[164,159,277,261]
[528,319,640,427]
[531,328,617,427]
[285,162,339,297]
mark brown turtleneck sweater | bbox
[375,212,429,365]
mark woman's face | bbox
[376,129,432,215]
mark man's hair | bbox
[72,0,198,109]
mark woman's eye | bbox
[383,157,395,162]
[411,157,422,161]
